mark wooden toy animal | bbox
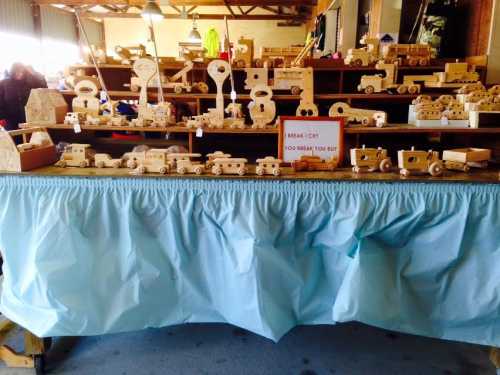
[256,157,282,176]
[350,146,392,173]
[398,147,443,177]
[248,84,276,128]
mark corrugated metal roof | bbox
[0,0,34,36]
[41,5,77,43]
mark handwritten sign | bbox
[279,117,344,163]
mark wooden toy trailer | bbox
[442,148,491,172]
[256,46,304,68]
[382,43,431,66]
[55,144,94,168]
[256,157,282,176]
[350,146,392,173]
[211,158,248,176]
[0,128,57,172]
[291,155,338,172]
[398,147,443,177]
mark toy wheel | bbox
[56,161,66,168]
[238,167,246,176]
[361,117,370,126]
[213,167,222,176]
[291,86,301,96]
[136,166,146,175]
[419,58,429,66]
[364,86,375,94]
[96,161,105,168]
[196,82,209,94]
[174,86,183,94]
[463,164,470,173]
[159,166,168,175]
[354,59,363,66]
[273,168,281,177]
[194,166,204,175]
[256,167,264,176]
[127,160,137,169]
[408,85,419,95]
[379,158,392,173]
[79,160,88,168]
[34,355,45,375]
[408,58,418,66]
[352,166,360,173]
[177,167,187,175]
[400,169,410,177]
[428,161,443,177]
[397,85,408,94]
[112,161,122,169]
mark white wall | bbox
[104,18,307,58]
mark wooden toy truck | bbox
[176,154,205,175]
[0,128,57,172]
[382,43,431,66]
[442,148,491,172]
[350,146,392,173]
[55,144,94,168]
[329,102,387,127]
[256,157,282,176]
[398,147,443,177]
[124,149,171,174]
[291,155,339,172]
[211,158,248,176]
[94,154,122,168]
[344,36,380,66]
[358,62,420,94]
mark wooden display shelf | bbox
[4,166,500,184]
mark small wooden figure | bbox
[256,157,282,176]
[176,154,205,175]
[291,155,338,172]
[211,158,248,176]
[398,147,443,177]
[125,149,171,175]
[442,148,491,172]
[350,146,392,173]
[206,151,231,169]
[55,144,94,168]
[224,103,246,129]
[329,102,387,127]
[25,89,68,125]
[72,77,101,117]
[0,128,57,172]
[248,85,276,129]
[94,154,122,169]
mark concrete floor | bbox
[0,322,496,375]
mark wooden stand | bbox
[0,319,48,375]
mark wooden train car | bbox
[211,158,248,176]
[442,148,491,172]
[94,154,122,168]
[176,154,205,175]
[206,151,231,169]
[124,149,171,175]
[256,157,282,176]
[398,147,443,177]
[382,43,431,66]
[350,146,392,173]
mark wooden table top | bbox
[2,166,499,185]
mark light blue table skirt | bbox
[0,175,499,345]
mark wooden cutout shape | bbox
[329,102,387,127]
[25,89,67,125]
[249,84,276,128]
[133,58,158,120]
[244,68,268,90]
[72,78,101,117]
[295,67,318,117]
[207,60,231,123]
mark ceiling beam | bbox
[81,10,305,20]
[35,0,316,6]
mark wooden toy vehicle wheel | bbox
[379,158,392,173]
[256,167,264,176]
[408,85,419,94]
[159,166,168,175]
[291,86,301,95]
[273,168,281,176]
[428,161,443,176]
[56,160,66,168]
[364,85,375,94]
[400,168,411,177]
[96,161,105,168]
[213,167,222,176]
[196,82,209,94]
[408,57,419,66]
[136,166,147,175]
[361,117,370,126]
[352,166,361,173]
[127,160,137,169]
[79,160,89,168]
[194,166,204,175]
[174,85,183,94]
[463,164,470,173]
[238,167,247,176]
[397,85,408,94]
[419,58,429,66]
[177,166,187,175]
[112,160,122,169]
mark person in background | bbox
[0,63,47,131]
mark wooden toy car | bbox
[211,158,248,176]
[55,143,94,168]
[206,151,231,169]
[124,149,171,174]
[0,128,57,172]
[94,153,122,168]
[442,148,491,172]
[350,146,392,173]
[256,157,282,176]
[291,155,339,172]
[329,102,387,127]
[176,156,205,175]
[398,147,443,177]
[412,95,432,105]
